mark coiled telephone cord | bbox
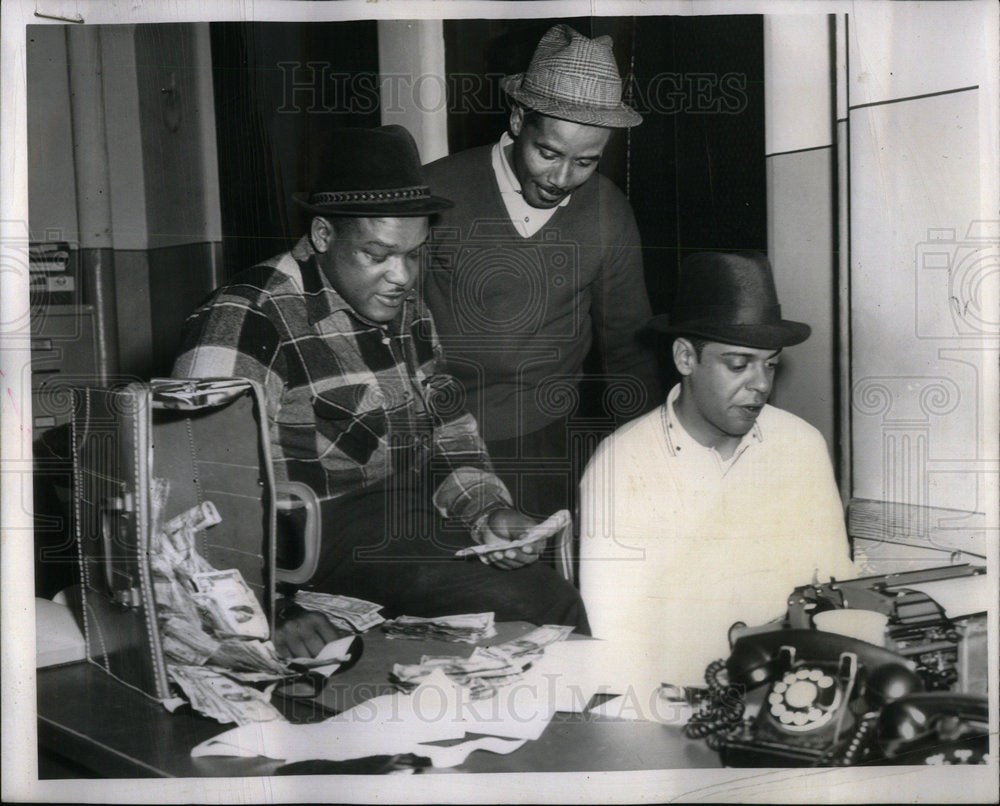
[683,659,746,747]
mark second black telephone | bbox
[685,629,988,766]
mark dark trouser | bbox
[305,480,590,635]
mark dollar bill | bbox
[192,568,270,640]
[487,624,575,659]
[168,664,285,725]
[292,591,385,632]
[161,616,220,666]
[392,650,514,683]
[391,647,533,700]
[382,612,497,643]
[164,500,222,536]
[455,509,572,557]
[208,638,288,675]
[390,624,574,697]
[151,477,170,535]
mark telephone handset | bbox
[686,629,925,766]
[877,692,989,765]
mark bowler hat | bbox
[292,125,453,217]
[501,25,642,128]
[646,252,811,349]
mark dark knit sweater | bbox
[423,144,661,441]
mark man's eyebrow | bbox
[362,237,428,251]
[719,349,783,359]
[536,139,601,161]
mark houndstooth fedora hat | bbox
[500,25,642,128]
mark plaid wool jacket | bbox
[172,236,512,530]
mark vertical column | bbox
[834,13,851,503]
[65,25,120,382]
[378,20,449,162]
[762,15,838,456]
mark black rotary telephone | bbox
[684,629,989,767]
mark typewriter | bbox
[685,564,990,767]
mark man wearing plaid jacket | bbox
[174,126,588,657]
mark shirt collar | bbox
[661,384,763,464]
[491,132,571,208]
[289,235,413,330]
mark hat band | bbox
[309,185,429,205]
[672,303,783,325]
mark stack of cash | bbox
[192,568,271,640]
[168,665,285,726]
[292,591,385,632]
[382,612,497,644]
[149,486,292,697]
[390,624,574,699]
[485,624,575,659]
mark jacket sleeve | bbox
[417,310,513,534]
[171,286,286,424]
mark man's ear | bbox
[310,216,334,254]
[672,337,697,377]
[509,104,525,138]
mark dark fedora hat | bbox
[292,125,453,217]
[646,251,811,349]
[500,24,642,128]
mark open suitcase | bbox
[72,378,320,701]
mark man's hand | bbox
[273,601,348,659]
[478,508,544,570]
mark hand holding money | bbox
[460,509,571,570]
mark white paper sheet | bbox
[529,637,696,714]
[890,574,992,619]
[191,669,550,764]
[288,635,357,677]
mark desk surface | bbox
[38,623,720,778]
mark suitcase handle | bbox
[274,481,321,585]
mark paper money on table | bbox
[389,628,574,700]
[454,509,571,557]
[382,611,496,643]
[485,624,575,660]
[292,591,385,632]
[192,568,270,640]
[168,664,285,726]
[393,649,514,683]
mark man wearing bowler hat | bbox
[423,24,661,522]
[578,252,857,683]
[174,125,589,658]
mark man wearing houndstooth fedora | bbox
[423,24,662,524]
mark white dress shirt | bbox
[579,384,858,684]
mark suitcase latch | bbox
[112,587,143,608]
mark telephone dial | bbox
[685,629,989,767]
